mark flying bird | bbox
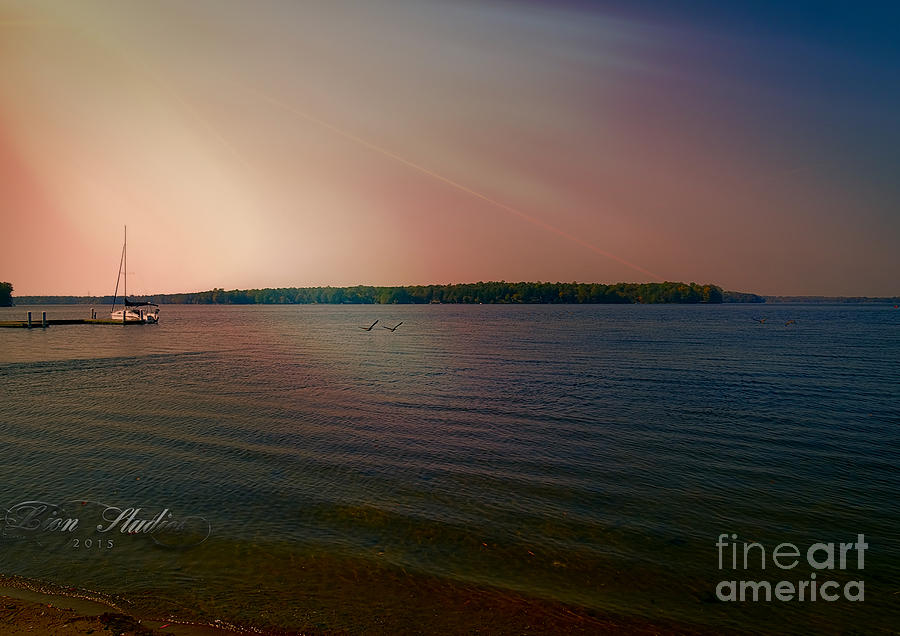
[382,322,403,332]
[785,320,796,326]
[752,317,767,323]
[360,320,379,331]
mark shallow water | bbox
[1,304,897,633]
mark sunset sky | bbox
[1,0,898,296]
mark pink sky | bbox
[1,1,897,296]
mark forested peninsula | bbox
[11,281,766,305]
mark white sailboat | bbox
[110,226,159,324]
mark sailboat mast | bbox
[111,234,125,311]
[124,225,127,301]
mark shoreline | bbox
[0,575,240,635]
[0,573,736,635]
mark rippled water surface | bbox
[1,304,898,634]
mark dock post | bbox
[42,312,47,328]
[27,311,31,328]
[123,309,126,324]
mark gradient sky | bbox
[1,0,898,296]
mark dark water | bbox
[1,304,897,634]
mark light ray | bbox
[251,89,662,281]
[132,60,259,176]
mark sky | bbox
[1,0,898,296]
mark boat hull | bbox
[110,309,159,324]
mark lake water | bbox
[0,304,897,634]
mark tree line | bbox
[0,282,12,307]
[155,281,728,304]
[5,281,775,305]
[18,281,900,305]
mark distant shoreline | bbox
[7,281,899,306]
[9,295,900,306]
[9,297,900,306]
[9,281,736,305]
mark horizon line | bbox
[7,282,900,300]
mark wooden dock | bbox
[0,311,153,328]
[0,320,150,328]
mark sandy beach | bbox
[0,578,233,636]
[0,573,736,636]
